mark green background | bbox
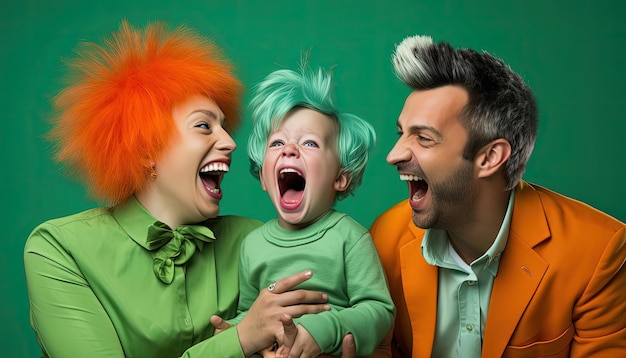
[2,0,624,356]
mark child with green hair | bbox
[224,65,395,356]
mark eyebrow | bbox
[193,109,219,120]
[192,109,226,124]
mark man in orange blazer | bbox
[371,35,626,357]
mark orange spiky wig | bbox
[49,20,242,206]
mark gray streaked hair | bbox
[392,35,537,190]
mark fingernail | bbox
[304,270,312,278]
[324,304,331,310]
[347,334,354,346]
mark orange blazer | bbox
[371,181,626,357]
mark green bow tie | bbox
[146,221,216,284]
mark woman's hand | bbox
[237,270,331,356]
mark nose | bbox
[216,128,237,153]
[386,138,411,165]
[281,143,300,158]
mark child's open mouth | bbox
[278,167,305,209]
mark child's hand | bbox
[210,315,232,335]
[259,346,277,358]
[275,315,321,358]
[275,314,357,358]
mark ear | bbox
[475,138,511,179]
[258,169,268,192]
[144,160,156,170]
[145,160,157,179]
[333,170,352,192]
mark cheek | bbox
[261,157,273,176]
[420,150,462,178]
[316,154,342,183]
[260,161,275,192]
[259,169,270,192]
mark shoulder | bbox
[330,211,368,233]
[518,182,624,236]
[25,208,112,249]
[326,211,372,249]
[370,199,422,241]
[371,200,414,231]
[369,200,426,272]
[208,215,263,239]
[40,207,112,228]
[513,182,625,265]
[24,207,115,273]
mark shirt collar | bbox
[422,189,516,276]
[112,196,159,250]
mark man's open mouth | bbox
[401,174,428,202]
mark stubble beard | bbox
[412,159,475,230]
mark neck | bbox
[447,185,511,264]
[135,188,185,229]
[277,209,331,231]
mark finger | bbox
[271,270,313,294]
[271,288,329,307]
[260,346,277,358]
[340,333,356,358]
[275,345,289,358]
[275,314,296,358]
[209,315,231,331]
[280,314,297,347]
[282,302,331,319]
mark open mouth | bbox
[278,168,305,208]
[401,174,428,202]
[200,162,229,198]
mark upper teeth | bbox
[280,168,302,175]
[201,163,230,173]
[400,174,423,181]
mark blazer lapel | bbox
[482,182,550,358]
[400,225,438,357]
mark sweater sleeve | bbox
[297,231,395,356]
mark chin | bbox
[279,213,304,225]
[411,212,435,229]
[199,205,220,221]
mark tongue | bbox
[412,184,427,201]
[201,175,217,190]
[283,189,303,204]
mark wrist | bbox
[236,322,264,357]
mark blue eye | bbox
[303,141,318,148]
[269,140,284,147]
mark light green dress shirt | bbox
[421,191,515,358]
[229,210,395,356]
[24,196,262,358]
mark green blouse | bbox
[24,197,262,357]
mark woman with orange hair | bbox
[23,20,347,357]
